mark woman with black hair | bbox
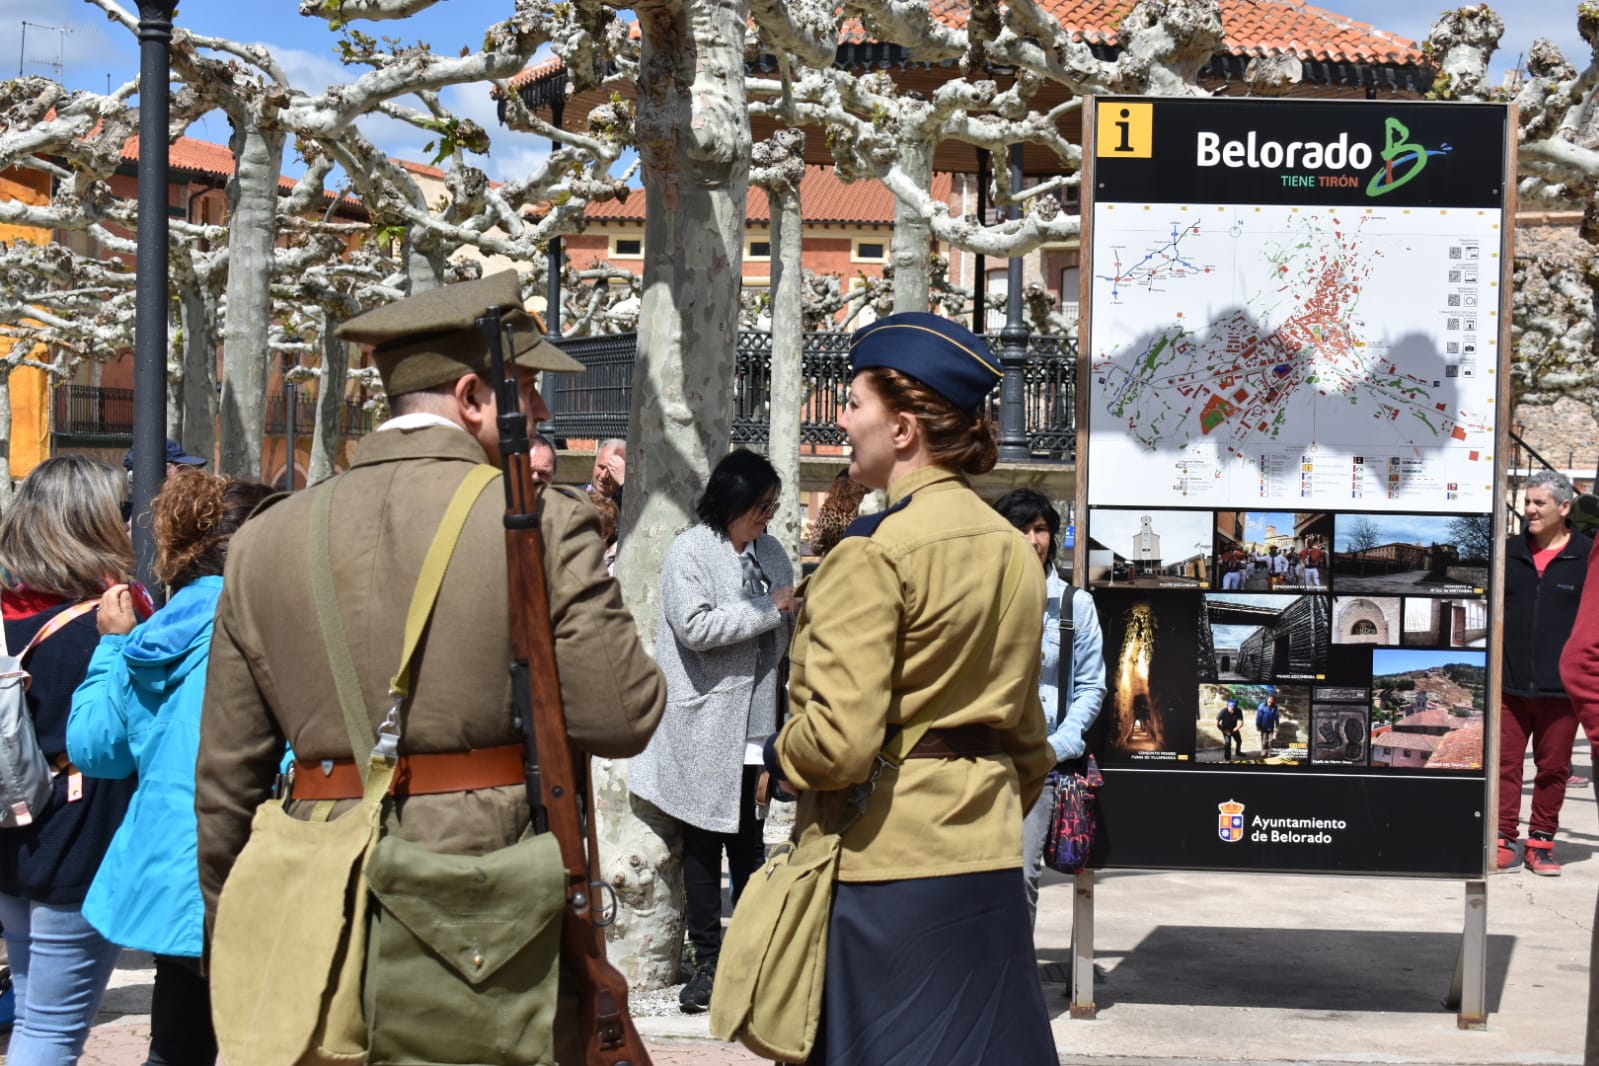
[628,448,798,1013]
[993,488,1106,925]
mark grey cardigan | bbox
[629,523,794,833]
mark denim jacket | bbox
[1040,568,1106,763]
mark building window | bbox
[1060,266,1081,328]
[1351,620,1378,636]
[611,236,643,259]
[748,240,771,260]
[986,269,1008,332]
[853,239,888,263]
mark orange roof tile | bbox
[1372,731,1438,753]
[585,167,953,225]
[1039,0,1422,64]
[508,55,572,92]
[123,134,236,179]
[396,158,448,180]
[121,134,366,207]
[517,0,1423,88]
[1426,721,1483,769]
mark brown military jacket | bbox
[776,465,1056,883]
[195,425,665,915]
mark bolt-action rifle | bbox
[478,305,650,1066]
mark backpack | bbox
[0,602,98,829]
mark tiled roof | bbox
[508,55,568,92]
[1425,721,1483,769]
[980,0,1424,64]
[1373,731,1438,754]
[586,167,954,225]
[124,135,236,180]
[121,135,369,210]
[1395,708,1457,730]
[396,159,447,180]
[516,0,1424,87]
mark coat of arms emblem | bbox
[1218,798,1246,843]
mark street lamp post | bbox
[132,0,178,602]
[997,142,1030,461]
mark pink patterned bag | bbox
[1043,756,1103,874]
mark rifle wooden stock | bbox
[482,308,651,1066]
[504,501,651,1066]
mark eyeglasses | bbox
[756,499,780,518]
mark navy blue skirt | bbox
[808,867,1056,1065]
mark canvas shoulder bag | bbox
[710,545,1031,1063]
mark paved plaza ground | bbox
[12,736,1594,1066]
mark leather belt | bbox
[290,744,525,801]
[904,725,1002,759]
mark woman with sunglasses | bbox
[629,448,797,1013]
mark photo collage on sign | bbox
[1087,508,1489,772]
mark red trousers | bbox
[1499,693,1578,840]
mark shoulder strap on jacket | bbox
[1057,570,1075,732]
[20,600,100,659]
[839,494,911,543]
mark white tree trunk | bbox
[760,132,806,562]
[891,139,934,313]
[602,0,753,988]
[310,312,350,485]
[218,120,285,477]
[0,370,13,508]
[179,284,218,465]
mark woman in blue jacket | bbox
[69,472,274,1066]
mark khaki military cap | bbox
[336,271,584,397]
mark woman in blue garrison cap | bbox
[764,312,1058,1063]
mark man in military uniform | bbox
[195,272,665,1054]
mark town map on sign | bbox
[1086,204,1499,512]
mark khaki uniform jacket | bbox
[774,465,1056,883]
[195,425,666,915]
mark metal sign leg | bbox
[1448,879,1488,1029]
[1070,868,1097,1019]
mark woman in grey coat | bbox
[629,449,797,1013]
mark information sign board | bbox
[1080,97,1512,877]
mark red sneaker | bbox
[1525,839,1562,877]
[1496,837,1517,871]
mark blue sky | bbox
[1371,647,1486,676]
[1335,512,1462,551]
[15,0,1588,185]
[19,0,560,182]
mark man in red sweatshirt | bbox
[1558,499,1599,1064]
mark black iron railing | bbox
[54,385,135,439]
[53,386,372,443]
[550,330,1078,459]
[265,394,374,438]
